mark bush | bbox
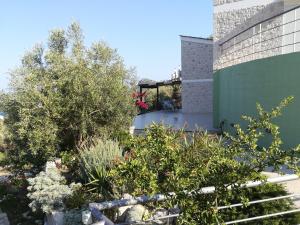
[220,183,300,225]
[0,22,136,169]
[110,97,300,224]
[0,119,5,150]
[79,138,122,199]
[27,166,81,213]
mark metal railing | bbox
[89,174,300,225]
[216,5,300,70]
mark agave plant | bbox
[79,138,122,200]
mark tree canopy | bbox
[0,22,136,168]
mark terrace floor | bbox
[133,110,218,133]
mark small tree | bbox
[0,22,136,169]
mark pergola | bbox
[137,78,181,110]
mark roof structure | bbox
[180,35,213,41]
[138,78,181,89]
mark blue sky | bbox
[0,1,212,91]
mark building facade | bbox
[213,0,300,148]
[181,36,213,113]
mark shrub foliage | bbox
[27,167,81,213]
[0,119,5,149]
[110,97,300,224]
[0,22,136,168]
[79,138,122,199]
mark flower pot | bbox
[45,211,64,225]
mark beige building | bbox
[180,36,213,113]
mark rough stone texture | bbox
[214,6,265,41]
[181,39,213,113]
[182,82,213,113]
[215,15,283,70]
[181,40,213,80]
[213,1,288,70]
[213,0,242,6]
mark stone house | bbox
[180,36,213,114]
[181,0,300,147]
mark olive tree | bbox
[0,23,136,168]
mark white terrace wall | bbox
[181,36,213,113]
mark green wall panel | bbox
[213,52,300,148]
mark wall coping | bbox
[180,35,213,44]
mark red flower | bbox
[135,100,149,110]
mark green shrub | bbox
[0,119,5,150]
[79,138,122,199]
[0,22,136,169]
[110,97,300,224]
[220,183,300,225]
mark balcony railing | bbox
[88,174,300,225]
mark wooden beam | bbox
[139,86,142,102]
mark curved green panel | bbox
[213,52,300,148]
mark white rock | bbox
[82,210,93,225]
[46,211,64,225]
[151,209,168,225]
[91,222,105,225]
[117,193,135,221]
[125,205,148,223]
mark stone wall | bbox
[215,16,283,70]
[214,5,265,41]
[181,36,213,113]
[181,81,213,114]
[214,0,242,6]
[214,1,287,70]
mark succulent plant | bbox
[27,165,81,213]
